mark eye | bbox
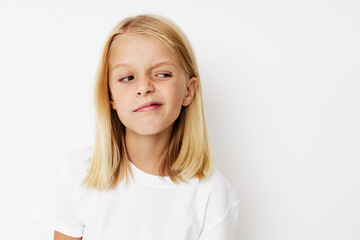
[156,73,172,78]
[119,75,134,82]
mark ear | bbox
[182,77,198,106]
[109,94,115,110]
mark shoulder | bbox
[65,145,93,167]
[198,166,240,222]
[196,167,241,238]
[62,145,93,188]
[200,166,240,203]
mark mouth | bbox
[134,101,163,112]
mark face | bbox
[108,33,197,136]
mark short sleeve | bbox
[30,155,84,237]
[198,200,240,240]
[198,170,241,240]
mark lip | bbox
[134,101,163,112]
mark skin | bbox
[53,32,198,239]
[54,231,81,240]
[108,32,198,176]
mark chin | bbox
[127,122,174,136]
[125,125,161,136]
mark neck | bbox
[125,124,173,176]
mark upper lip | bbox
[134,101,163,112]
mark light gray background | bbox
[0,0,359,239]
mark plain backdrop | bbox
[0,0,359,239]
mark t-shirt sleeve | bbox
[198,172,241,240]
[198,200,240,240]
[30,154,84,238]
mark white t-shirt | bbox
[31,146,240,240]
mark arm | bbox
[54,231,82,240]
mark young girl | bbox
[31,14,240,240]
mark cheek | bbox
[114,100,130,127]
[167,84,185,107]
[112,90,129,111]
[176,78,187,100]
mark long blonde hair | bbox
[81,14,213,189]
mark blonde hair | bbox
[81,14,213,189]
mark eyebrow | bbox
[110,60,177,71]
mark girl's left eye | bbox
[156,73,172,78]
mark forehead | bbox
[108,33,181,70]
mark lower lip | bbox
[136,104,163,112]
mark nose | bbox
[136,74,154,96]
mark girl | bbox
[31,14,240,240]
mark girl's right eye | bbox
[119,75,134,82]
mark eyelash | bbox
[120,76,135,82]
[157,73,172,78]
[119,73,172,82]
